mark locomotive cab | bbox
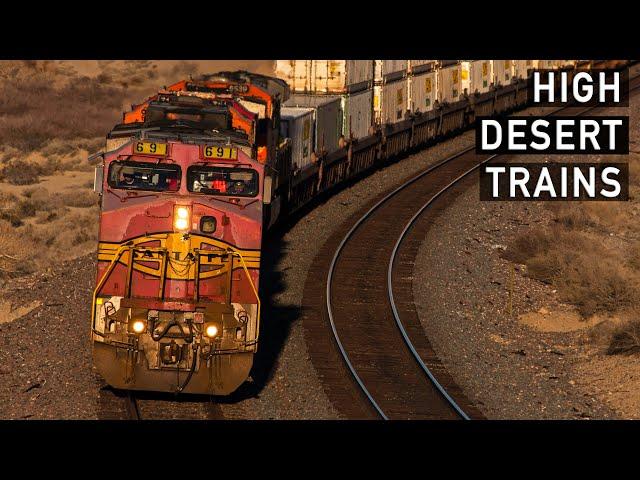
[92,135,267,395]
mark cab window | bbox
[108,161,181,192]
[187,166,259,197]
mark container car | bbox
[408,61,437,114]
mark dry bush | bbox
[506,224,639,317]
[502,228,556,265]
[94,60,158,89]
[553,204,596,230]
[629,242,640,271]
[61,189,97,208]
[21,187,65,211]
[0,220,46,277]
[557,256,638,317]
[0,159,42,185]
[0,62,146,153]
[0,191,21,226]
[546,201,628,234]
[607,316,640,355]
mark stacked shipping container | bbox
[408,60,436,114]
[461,60,492,95]
[283,94,342,157]
[374,60,408,125]
[280,107,314,169]
[275,59,551,155]
[513,60,538,79]
[437,61,463,103]
[492,60,514,86]
[274,60,374,140]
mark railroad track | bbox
[303,79,640,420]
[97,388,225,420]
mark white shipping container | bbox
[408,60,436,74]
[341,88,374,139]
[408,70,436,113]
[538,60,561,70]
[280,107,315,169]
[493,60,514,85]
[274,60,373,94]
[275,60,312,93]
[513,60,538,79]
[462,60,492,94]
[437,64,463,103]
[375,60,408,81]
[374,78,408,124]
[284,95,342,154]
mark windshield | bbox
[108,161,181,192]
[187,166,259,197]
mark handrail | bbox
[92,241,261,344]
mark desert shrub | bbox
[0,159,42,185]
[608,317,640,355]
[506,224,638,317]
[15,199,37,218]
[557,257,638,317]
[629,242,640,271]
[73,228,91,245]
[502,228,556,265]
[61,189,97,208]
[0,63,143,153]
[0,192,23,226]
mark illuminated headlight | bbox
[204,323,221,338]
[129,319,146,334]
[174,206,191,231]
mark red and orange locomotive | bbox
[91,72,290,394]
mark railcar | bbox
[91,73,284,395]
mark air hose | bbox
[176,342,199,394]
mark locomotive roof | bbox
[107,122,251,147]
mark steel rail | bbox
[325,84,639,420]
[325,146,478,420]
[125,392,141,420]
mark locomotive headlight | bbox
[129,319,146,334]
[174,206,191,231]
[204,322,221,338]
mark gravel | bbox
[412,98,637,419]
[0,256,102,419]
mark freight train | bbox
[91,60,630,395]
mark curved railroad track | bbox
[303,80,640,420]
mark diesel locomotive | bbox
[91,72,290,394]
